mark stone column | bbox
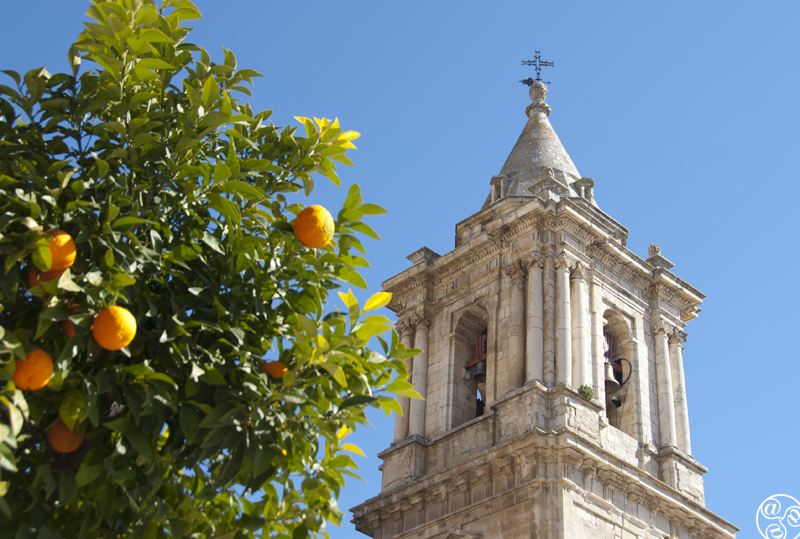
[408,314,430,438]
[526,254,545,383]
[555,253,572,385]
[570,262,591,389]
[669,328,691,454]
[392,319,415,442]
[653,321,677,448]
[506,261,527,390]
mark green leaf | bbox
[113,216,157,229]
[359,203,388,216]
[136,58,176,70]
[319,362,347,387]
[202,76,220,109]
[219,180,265,200]
[125,430,154,464]
[214,161,231,183]
[139,28,174,43]
[180,406,200,442]
[59,389,84,430]
[200,367,227,385]
[0,443,16,472]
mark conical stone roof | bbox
[483,82,590,208]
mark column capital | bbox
[570,261,589,281]
[523,251,545,270]
[410,312,431,330]
[396,318,416,337]
[668,328,687,345]
[504,259,528,279]
[652,319,670,335]
[555,251,570,270]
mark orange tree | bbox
[0,1,419,537]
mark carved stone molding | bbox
[668,328,687,345]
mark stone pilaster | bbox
[555,252,572,385]
[653,320,677,449]
[669,328,691,455]
[570,262,591,389]
[408,313,431,438]
[526,253,545,383]
[506,261,528,390]
[393,319,415,443]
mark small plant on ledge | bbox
[578,384,594,401]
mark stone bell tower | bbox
[351,82,737,539]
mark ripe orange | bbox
[293,205,335,248]
[59,319,75,337]
[14,349,54,390]
[47,420,83,453]
[92,305,137,351]
[27,268,64,288]
[47,230,76,271]
[261,360,288,378]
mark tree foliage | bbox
[0,1,419,537]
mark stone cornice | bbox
[384,205,704,324]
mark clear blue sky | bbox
[3,1,799,537]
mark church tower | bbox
[351,82,737,539]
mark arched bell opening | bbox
[452,307,488,429]
[602,310,636,438]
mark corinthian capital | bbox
[410,312,431,330]
[504,259,528,279]
[396,318,415,337]
[651,319,669,335]
[555,251,570,270]
[668,328,687,345]
[570,261,589,280]
[523,251,544,270]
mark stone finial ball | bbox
[648,243,661,257]
[529,81,548,102]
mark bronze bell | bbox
[473,361,487,384]
[604,362,620,394]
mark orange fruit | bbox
[47,230,76,272]
[14,349,54,390]
[47,420,83,453]
[261,360,288,378]
[27,268,64,289]
[92,305,137,351]
[59,319,75,338]
[293,205,335,248]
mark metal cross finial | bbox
[520,51,554,86]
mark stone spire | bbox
[483,82,589,208]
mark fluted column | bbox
[526,254,544,383]
[408,314,430,438]
[555,253,572,385]
[654,321,677,448]
[392,319,415,442]
[506,261,527,390]
[570,262,591,389]
[669,328,691,454]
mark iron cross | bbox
[520,51,554,86]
